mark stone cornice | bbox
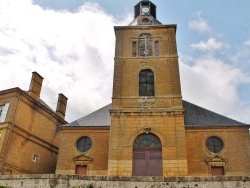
[114,55,179,60]
[60,126,110,131]
[114,24,177,31]
[110,109,184,116]
[185,125,250,129]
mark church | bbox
[55,0,250,177]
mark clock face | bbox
[142,7,149,13]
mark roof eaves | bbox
[185,124,250,129]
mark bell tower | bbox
[108,0,188,176]
[130,0,161,26]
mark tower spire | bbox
[129,0,162,26]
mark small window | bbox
[141,18,151,24]
[0,105,5,121]
[155,41,160,56]
[75,165,87,175]
[139,69,155,96]
[0,105,4,115]
[211,166,224,176]
[206,136,224,153]
[77,136,92,153]
[32,154,39,162]
[0,103,9,122]
[6,169,12,175]
[132,41,137,57]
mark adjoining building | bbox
[0,72,67,175]
[56,0,250,176]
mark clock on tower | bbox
[129,0,161,26]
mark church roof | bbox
[183,101,244,126]
[66,104,112,127]
[65,101,245,127]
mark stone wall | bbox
[56,127,110,175]
[109,25,187,177]
[0,175,250,188]
[0,88,66,175]
[186,127,250,176]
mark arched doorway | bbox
[132,133,162,176]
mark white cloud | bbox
[184,15,250,124]
[188,12,211,33]
[0,0,132,122]
[230,39,250,68]
[180,55,250,123]
[190,38,223,52]
[244,39,250,47]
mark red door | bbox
[211,166,224,176]
[75,165,87,175]
[133,149,162,176]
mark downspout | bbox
[0,91,22,174]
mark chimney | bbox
[28,72,44,100]
[56,93,68,119]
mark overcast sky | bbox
[1,0,250,123]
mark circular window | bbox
[76,136,92,153]
[206,136,224,153]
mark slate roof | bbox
[183,101,244,126]
[66,104,112,127]
[65,101,246,127]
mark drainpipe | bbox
[0,91,22,174]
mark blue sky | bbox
[1,0,250,123]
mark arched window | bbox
[132,41,137,57]
[139,33,152,56]
[155,41,160,56]
[133,133,162,149]
[139,69,154,96]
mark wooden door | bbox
[148,150,162,176]
[211,166,224,176]
[75,165,87,175]
[133,150,147,176]
[133,149,162,176]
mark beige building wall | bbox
[112,26,181,109]
[186,126,250,176]
[108,113,187,176]
[56,127,110,175]
[0,72,67,175]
